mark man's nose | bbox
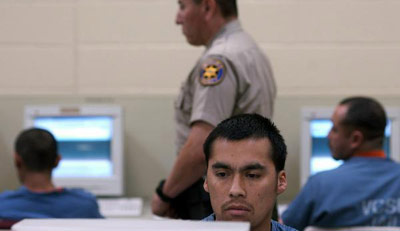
[229,175,246,198]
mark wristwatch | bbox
[156,179,174,203]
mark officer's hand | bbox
[151,193,171,217]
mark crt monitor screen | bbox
[33,116,114,178]
[310,119,391,175]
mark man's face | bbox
[204,138,286,231]
[328,104,354,160]
[176,0,207,46]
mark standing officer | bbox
[152,0,276,219]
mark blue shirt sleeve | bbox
[202,213,215,221]
[281,176,319,230]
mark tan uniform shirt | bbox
[174,20,276,152]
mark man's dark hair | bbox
[203,114,287,172]
[15,128,58,172]
[339,96,387,145]
[193,0,238,18]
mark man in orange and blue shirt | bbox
[282,96,400,230]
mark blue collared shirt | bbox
[282,157,400,230]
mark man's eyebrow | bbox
[211,162,231,170]
[239,163,265,171]
[211,162,266,171]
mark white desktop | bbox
[300,106,400,186]
[97,197,144,217]
[11,219,250,231]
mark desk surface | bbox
[98,197,154,219]
[9,198,246,231]
[12,219,250,231]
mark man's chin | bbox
[219,213,250,222]
[184,36,203,46]
[332,153,345,160]
[187,40,203,46]
[227,217,249,222]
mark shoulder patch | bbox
[199,58,225,86]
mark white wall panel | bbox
[0,48,75,92]
[78,1,182,43]
[266,46,400,95]
[0,3,75,44]
[78,46,202,94]
[241,1,400,42]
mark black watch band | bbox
[156,179,174,203]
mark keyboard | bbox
[98,197,143,217]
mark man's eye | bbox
[215,172,227,178]
[246,173,260,179]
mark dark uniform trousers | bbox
[172,178,213,220]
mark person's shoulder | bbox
[209,28,255,55]
[54,188,102,218]
[299,168,341,193]
[385,158,400,173]
[310,162,348,180]
[271,220,298,231]
[0,190,16,198]
[212,33,255,55]
[0,191,14,202]
[385,157,400,166]
[0,187,27,199]
[63,188,97,201]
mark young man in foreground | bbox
[202,114,297,231]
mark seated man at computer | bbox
[0,128,103,220]
[282,96,400,230]
[202,114,297,231]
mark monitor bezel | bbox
[24,105,124,196]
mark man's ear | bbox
[277,170,287,195]
[350,130,363,150]
[203,177,209,193]
[54,154,61,168]
[202,0,217,20]
[14,153,23,169]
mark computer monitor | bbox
[300,107,400,186]
[24,105,124,196]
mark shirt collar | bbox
[353,150,386,158]
[206,19,242,49]
[20,185,64,194]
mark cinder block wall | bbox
[0,0,399,202]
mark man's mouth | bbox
[224,204,251,216]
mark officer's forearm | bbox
[162,122,213,198]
